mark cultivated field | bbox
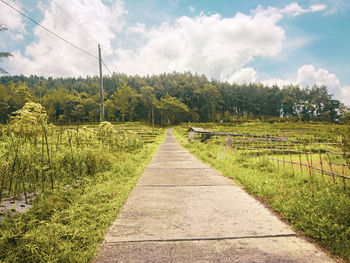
[0,116,165,262]
[174,122,350,262]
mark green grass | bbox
[0,129,165,262]
[174,126,350,262]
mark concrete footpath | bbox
[96,129,336,263]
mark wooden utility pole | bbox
[98,44,104,122]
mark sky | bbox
[0,0,349,105]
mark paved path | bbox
[96,129,336,263]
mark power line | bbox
[1,0,117,76]
[0,0,98,60]
[101,60,113,75]
[100,46,120,75]
[48,1,119,75]
[50,0,99,44]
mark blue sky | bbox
[0,0,350,104]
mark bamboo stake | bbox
[8,140,19,196]
[339,136,346,189]
[43,127,54,190]
[286,134,295,177]
[302,136,314,197]
[277,137,280,170]
[309,137,314,190]
[281,135,286,169]
[21,164,28,204]
[270,135,274,168]
[325,143,336,183]
[316,137,325,182]
[298,136,303,173]
[67,130,76,180]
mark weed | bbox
[173,125,350,262]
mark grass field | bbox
[174,123,350,262]
[0,122,165,262]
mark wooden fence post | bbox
[298,134,303,174]
[316,137,325,182]
[286,133,295,177]
[325,143,336,183]
[281,134,286,169]
[302,136,314,197]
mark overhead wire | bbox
[0,0,98,60]
[101,60,113,75]
[50,0,118,75]
[1,0,118,75]
[50,0,99,44]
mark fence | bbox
[224,133,350,190]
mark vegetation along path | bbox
[96,129,336,263]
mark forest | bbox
[0,72,349,125]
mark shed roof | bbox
[187,127,211,133]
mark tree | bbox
[0,84,9,122]
[0,25,12,75]
[198,84,221,122]
[10,102,48,140]
[112,81,137,122]
[157,94,189,125]
[0,72,345,124]
[140,86,157,123]
[104,99,117,121]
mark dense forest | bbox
[0,72,348,124]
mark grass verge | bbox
[0,131,165,263]
[173,127,349,262]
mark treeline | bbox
[0,72,348,124]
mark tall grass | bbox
[0,122,165,262]
[174,125,350,262]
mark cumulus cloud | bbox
[113,8,286,81]
[0,1,26,32]
[261,64,350,105]
[6,1,329,81]
[0,0,27,41]
[296,65,340,88]
[228,68,257,84]
[263,65,340,88]
[8,0,126,76]
[111,2,329,82]
[340,86,350,106]
[253,2,327,18]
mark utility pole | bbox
[98,44,104,122]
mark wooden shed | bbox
[187,127,213,141]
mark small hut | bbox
[187,127,213,141]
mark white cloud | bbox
[261,65,350,105]
[228,68,257,84]
[323,0,349,15]
[9,0,126,76]
[261,78,293,88]
[340,86,350,106]
[253,2,327,18]
[310,4,327,12]
[0,0,27,42]
[296,65,339,88]
[189,6,195,12]
[263,65,340,88]
[282,3,307,16]
[128,23,147,35]
[111,2,329,82]
[113,8,286,81]
[0,0,26,32]
[6,1,330,82]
